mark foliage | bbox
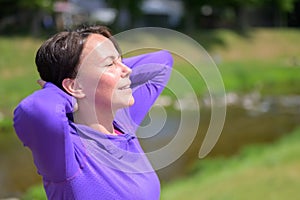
[182,0,297,11]
[0,0,54,14]
[18,0,54,11]
[266,0,298,12]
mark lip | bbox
[118,82,131,90]
[119,85,131,90]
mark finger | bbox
[37,79,46,88]
[73,102,79,112]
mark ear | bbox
[62,78,86,99]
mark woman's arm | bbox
[13,83,79,182]
[120,50,173,127]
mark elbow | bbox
[13,103,30,146]
[159,50,174,69]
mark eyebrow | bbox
[103,54,120,61]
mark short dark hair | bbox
[35,25,119,90]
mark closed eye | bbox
[106,62,114,67]
[105,55,121,67]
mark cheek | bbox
[96,72,119,98]
[79,67,120,106]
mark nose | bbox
[117,60,132,78]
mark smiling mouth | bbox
[119,84,131,90]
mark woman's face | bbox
[76,34,134,111]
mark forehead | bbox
[82,34,118,59]
[85,34,109,47]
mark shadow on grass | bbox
[185,27,254,51]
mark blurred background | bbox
[1,0,300,199]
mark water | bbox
[139,94,300,182]
[0,128,42,198]
[1,95,300,198]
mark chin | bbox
[122,96,135,108]
[114,96,135,109]
[128,96,135,107]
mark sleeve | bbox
[13,83,79,182]
[118,50,173,128]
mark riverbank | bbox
[161,127,300,200]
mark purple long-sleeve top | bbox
[13,50,173,200]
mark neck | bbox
[74,100,116,135]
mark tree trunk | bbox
[31,10,43,36]
[233,5,248,31]
[274,8,287,27]
[184,5,196,33]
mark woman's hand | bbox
[37,79,46,88]
[36,79,79,112]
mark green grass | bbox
[0,36,41,120]
[161,127,300,200]
[170,28,300,96]
[218,60,300,94]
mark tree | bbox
[181,0,263,31]
[107,0,142,30]
[0,0,54,35]
[211,0,264,29]
[182,0,210,31]
[181,0,299,31]
[265,0,298,26]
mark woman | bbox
[13,25,173,199]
